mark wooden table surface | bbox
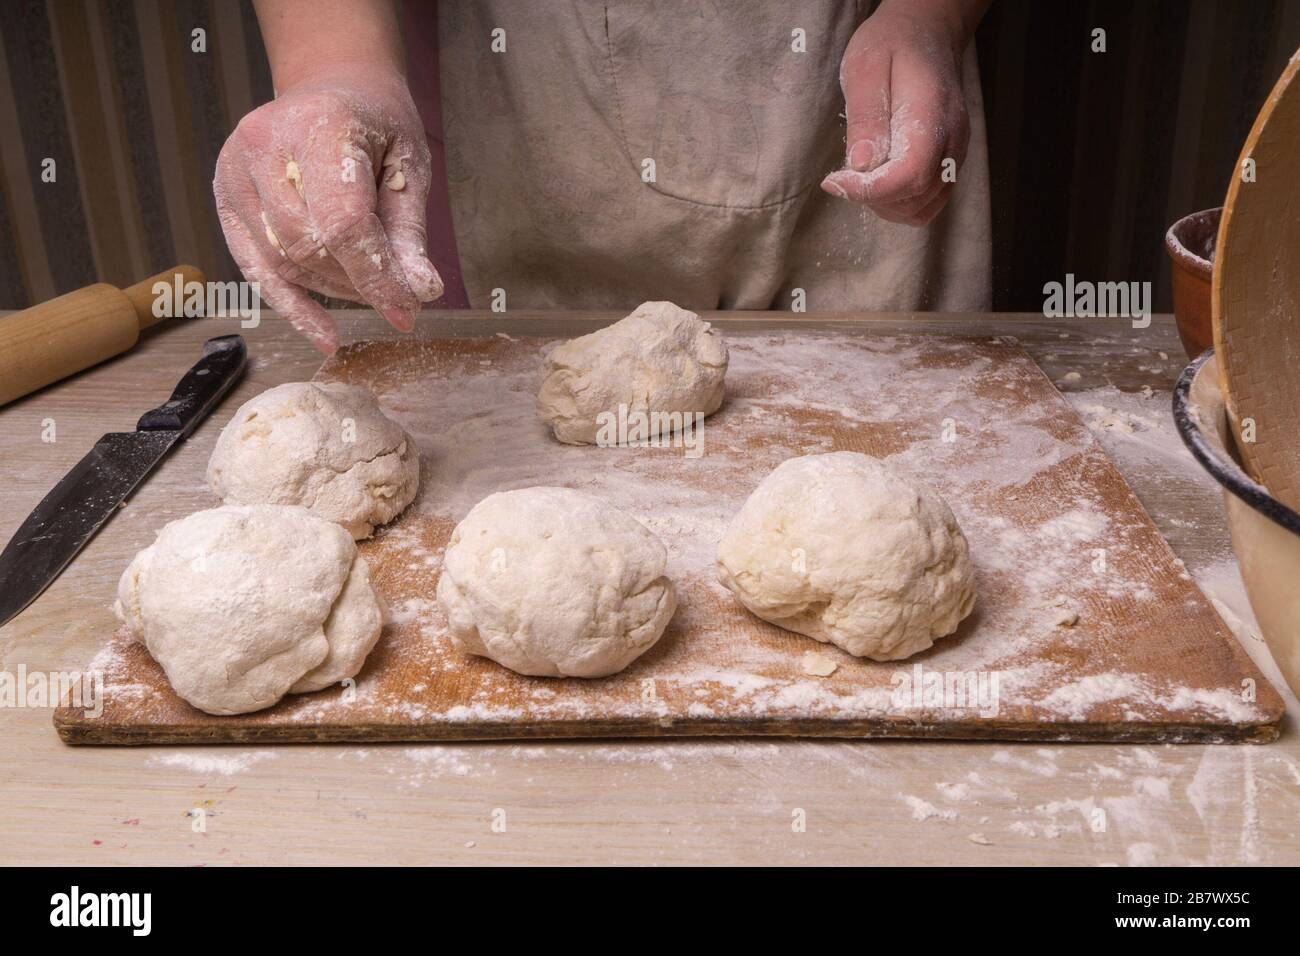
[1,310,1296,866]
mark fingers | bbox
[216,181,338,353]
[839,47,894,172]
[823,42,971,226]
[874,180,954,226]
[909,184,956,224]
[225,217,340,354]
[825,100,946,208]
[297,132,420,333]
[215,139,339,352]
[824,156,955,226]
[375,132,444,303]
[251,153,364,300]
[868,162,950,223]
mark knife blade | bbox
[0,334,247,628]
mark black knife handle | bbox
[136,335,248,437]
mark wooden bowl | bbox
[1212,53,1300,511]
[1164,207,1219,360]
[1175,349,1300,699]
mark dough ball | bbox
[207,381,419,539]
[115,505,384,714]
[537,301,728,444]
[716,452,976,661]
[436,487,677,677]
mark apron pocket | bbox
[602,0,851,210]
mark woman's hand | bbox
[821,0,986,227]
[214,64,442,353]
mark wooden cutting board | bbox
[56,330,1283,744]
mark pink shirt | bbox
[402,5,469,308]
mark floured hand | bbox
[821,0,986,227]
[215,65,442,353]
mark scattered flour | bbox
[901,794,958,822]
[146,750,277,776]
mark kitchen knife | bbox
[0,334,247,628]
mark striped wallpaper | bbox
[0,0,269,309]
[0,0,1297,312]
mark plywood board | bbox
[56,331,1284,744]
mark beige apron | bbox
[436,0,991,312]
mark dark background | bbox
[976,0,1300,311]
[0,0,1297,312]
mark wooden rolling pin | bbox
[0,265,205,407]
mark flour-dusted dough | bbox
[436,487,677,677]
[114,505,384,715]
[537,301,728,444]
[716,452,976,661]
[207,381,419,539]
